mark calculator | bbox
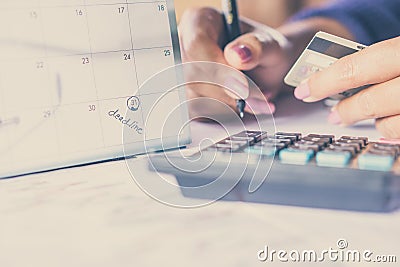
[149,131,400,212]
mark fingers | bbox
[245,97,276,115]
[179,7,224,43]
[187,85,275,117]
[329,76,400,125]
[183,58,250,101]
[295,37,400,102]
[224,32,284,71]
[179,8,250,113]
[325,75,400,140]
[224,33,266,70]
[179,9,279,116]
[179,7,226,63]
[376,115,400,139]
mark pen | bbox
[222,0,247,119]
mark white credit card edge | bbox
[284,33,319,87]
[315,31,366,50]
[284,31,366,88]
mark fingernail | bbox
[303,96,320,103]
[294,81,311,100]
[245,98,276,115]
[232,45,252,63]
[224,77,249,99]
[328,110,342,125]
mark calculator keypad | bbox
[206,131,400,172]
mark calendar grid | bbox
[0,1,175,106]
[0,1,169,10]
[126,0,146,128]
[82,0,106,148]
[38,2,63,156]
[0,0,184,169]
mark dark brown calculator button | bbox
[267,138,292,146]
[302,136,331,146]
[274,135,298,144]
[334,142,361,152]
[258,139,290,147]
[215,142,241,150]
[231,131,267,143]
[293,145,321,152]
[255,142,287,151]
[329,143,358,155]
[325,147,356,157]
[340,136,368,147]
[370,145,399,158]
[307,134,335,144]
[296,140,325,149]
[367,148,397,158]
[374,143,400,154]
[337,138,364,150]
[224,139,249,146]
[276,132,302,140]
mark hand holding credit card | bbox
[285,31,367,101]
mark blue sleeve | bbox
[291,0,400,45]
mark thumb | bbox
[224,33,262,71]
[224,32,282,71]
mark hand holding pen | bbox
[179,4,295,116]
[221,0,246,118]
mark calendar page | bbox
[0,0,190,178]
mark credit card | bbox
[284,31,367,101]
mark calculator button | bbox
[302,137,331,146]
[255,142,287,152]
[259,139,290,148]
[373,143,400,157]
[231,131,267,143]
[325,147,357,157]
[307,134,335,144]
[279,148,314,165]
[374,142,400,149]
[230,136,255,144]
[293,141,324,152]
[245,146,276,157]
[367,148,397,158]
[336,138,364,150]
[299,139,328,146]
[358,154,395,172]
[213,143,242,152]
[224,139,249,146]
[340,136,368,147]
[316,150,352,168]
[276,132,302,141]
[331,142,361,153]
[274,135,297,144]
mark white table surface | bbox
[1,96,398,267]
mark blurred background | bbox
[175,0,329,27]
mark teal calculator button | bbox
[358,154,394,172]
[316,150,352,168]
[279,148,314,165]
[245,146,275,157]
